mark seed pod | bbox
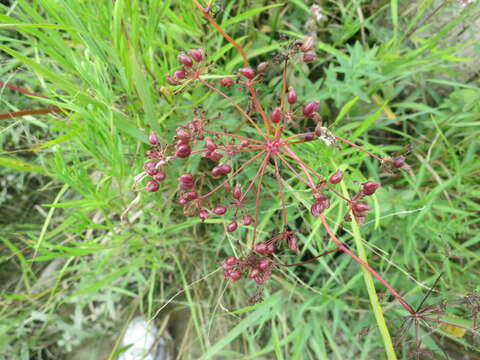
[179,181,194,189]
[351,201,370,213]
[212,205,227,215]
[220,77,234,87]
[249,269,260,278]
[188,48,203,62]
[219,163,232,174]
[166,75,179,86]
[176,144,191,158]
[233,183,242,199]
[303,50,316,63]
[303,101,319,118]
[208,150,223,162]
[239,67,255,80]
[266,244,275,254]
[311,201,326,217]
[148,132,158,145]
[242,214,253,226]
[146,179,160,192]
[288,235,299,253]
[211,166,222,177]
[362,181,380,195]
[229,270,242,281]
[226,256,237,266]
[393,156,406,168]
[199,209,209,221]
[154,172,166,182]
[176,128,191,142]
[258,258,271,270]
[227,221,238,232]
[205,138,216,151]
[271,107,282,123]
[179,173,194,183]
[173,69,187,79]
[287,87,297,105]
[178,53,193,67]
[183,191,198,202]
[329,170,343,184]
[301,37,315,52]
[255,242,268,254]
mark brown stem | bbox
[335,135,382,161]
[0,106,63,120]
[247,84,272,135]
[252,153,270,247]
[273,156,287,229]
[191,0,249,68]
[0,81,44,98]
[198,78,266,138]
[280,247,341,267]
[320,215,415,314]
[201,129,263,144]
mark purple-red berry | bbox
[271,107,282,124]
[303,101,319,118]
[303,50,316,63]
[311,201,326,217]
[220,77,234,87]
[362,181,380,195]
[329,170,343,184]
[173,69,186,79]
[199,209,209,221]
[176,128,191,142]
[351,201,370,213]
[178,53,193,67]
[212,205,227,215]
[179,173,193,183]
[233,183,242,200]
[188,48,203,62]
[393,156,406,168]
[146,179,160,192]
[227,221,238,232]
[288,235,299,253]
[242,214,253,226]
[148,132,158,145]
[218,163,231,174]
[287,87,297,105]
[239,67,255,80]
[154,172,166,182]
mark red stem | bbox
[252,153,271,246]
[0,81,44,97]
[201,129,263,144]
[335,135,382,161]
[273,157,287,229]
[0,106,63,120]
[320,214,415,314]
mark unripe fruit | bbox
[178,53,193,67]
[288,235,299,253]
[271,107,282,123]
[220,77,234,87]
[226,256,237,266]
[255,242,268,254]
[303,101,319,118]
[173,69,186,79]
[183,191,198,202]
[188,48,203,62]
[227,221,238,232]
[154,172,166,182]
[233,183,242,200]
[179,173,193,183]
[205,138,216,151]
[199,209,209,220]
[329,170,343,184]
[211,166,223,177]
[179,181,194,189]
[212,205,227,215]
[218,163,231,174]
[146,179,159,192]
[362,181,380,195]
[311,201,326,217]
[229,270,242,281]
[148,132,158,145]
[351,202,370,213]
[301,37,315,52]
[239,67,255,80]
[287,87,297,105]
[249,269,260,278]
[258,259,271,270]
[393,156,405,168]
[242,214,253,226]
[303,50,316,63]
[176,128,191,142]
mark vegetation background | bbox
[0,0,479,359]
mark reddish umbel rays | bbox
[133,0,418,316]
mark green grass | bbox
[1,0,480,359]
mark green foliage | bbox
[1,0,479,359]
